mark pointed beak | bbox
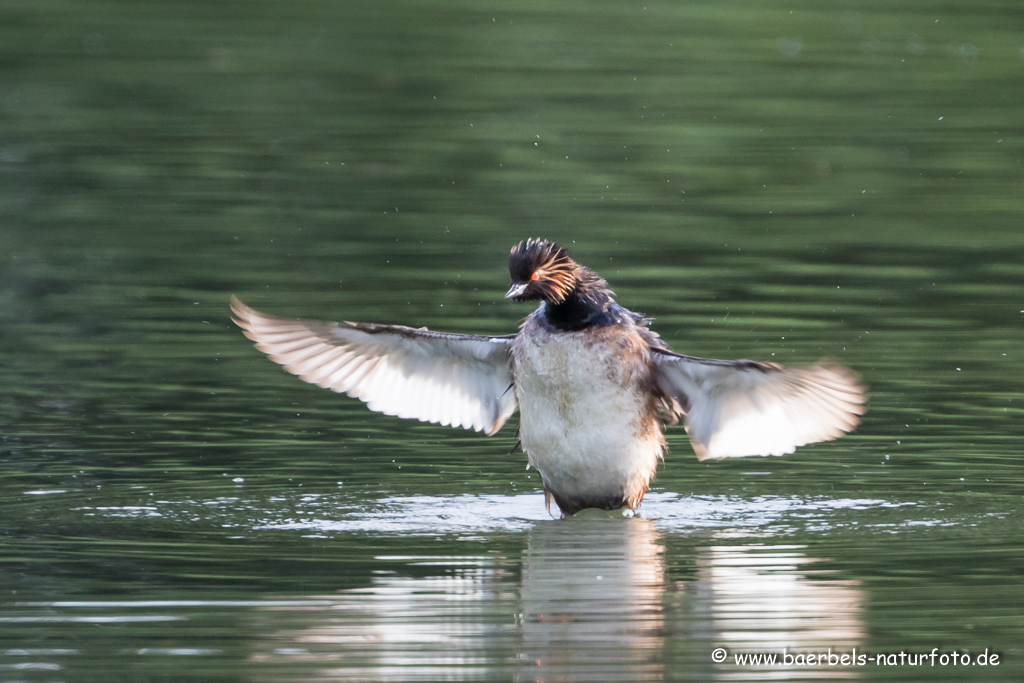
[505,282,529,299]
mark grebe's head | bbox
[505,238,577,304]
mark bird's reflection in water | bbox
[248,509,864,682]
[516,512,667,682]
[688,543,865,681]
[248,550,514,680]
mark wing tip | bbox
[229,293,248,317]
[812,358,868,399]
[230,294,263,332]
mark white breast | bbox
[511,319,663,512]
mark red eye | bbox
[530,271,540,281]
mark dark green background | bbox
[1,0,1022,680]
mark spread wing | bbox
[652,349,865,460]
[230,296,518,435]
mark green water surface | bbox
[1,0,1023,680]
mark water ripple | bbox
[76,491,929,537]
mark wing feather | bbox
[652,349,866,460]
[231,296,518,435]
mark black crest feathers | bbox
[508,238,577,303]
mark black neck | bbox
[542,288,620,332]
